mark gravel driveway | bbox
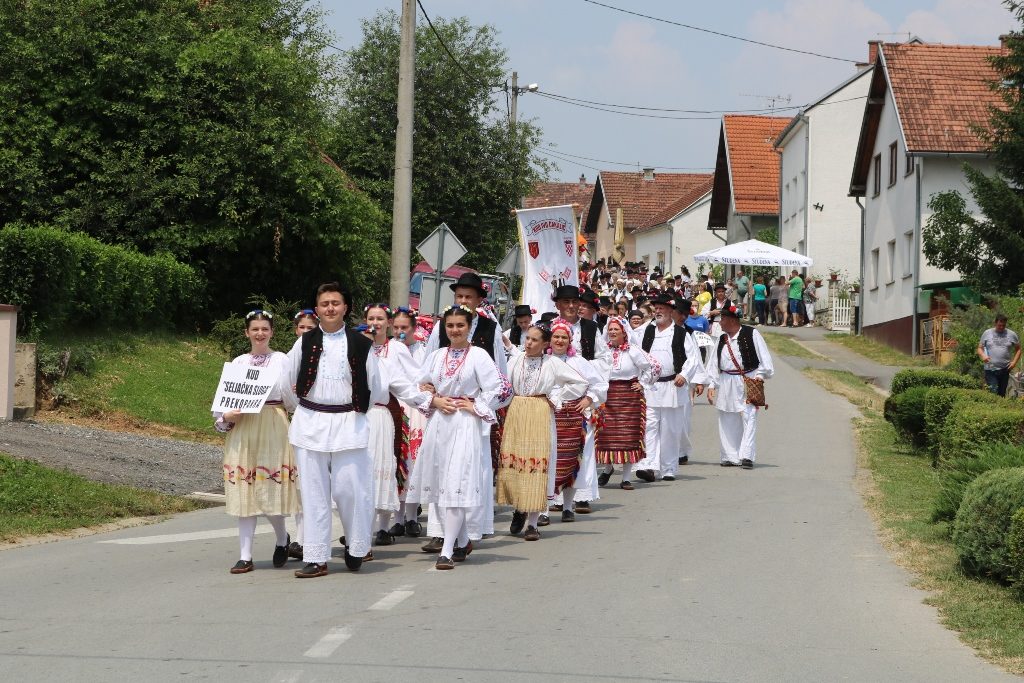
[0,420,222,496]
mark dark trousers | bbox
[768,299,778,325]
[754,300,767,325]
[985,368,1011,397]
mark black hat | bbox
[551,284,582,301]
[579,289,599,309]
[450,272,487,296]
[720,303,741,319]
[651,292,677,307]
[539,311,558,323]
[674,298,692,315]
[598,296,612,308]
[628,309,644,320]
[714,282,726,292]
[599,271,611,279]
[631,285,643,292]
[514,305,535,318]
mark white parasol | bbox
[693,239,813,267]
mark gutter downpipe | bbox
[912,159,922,357]
[855,196,865,336]
[802,118,810,273]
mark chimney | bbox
[867,40,881,64]
[579,173,587,187]
[642,167,655,181]
[1000,34,1013,50]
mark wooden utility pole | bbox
[390,0,415,306]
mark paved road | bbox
[1,357,1017,682]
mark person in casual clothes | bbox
[786,270,804,328]
[734,269,750,320]
[802,280,817,326]
[752,276,768,326]
[978,314,1021,396]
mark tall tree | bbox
[0,0,389,315]
[328,10,551,272]
[923,4,1024,293]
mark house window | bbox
[888,142,898,187]
[872,154,882,196]
[870,248,880,289]
[886,239,896,284]
[903,231,914,278]
[657,251,666,272]
[905,153,915,177]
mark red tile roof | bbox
[722,115,791,215]
[883,42,1006,153]
[522,179,594,226]
[635,176,714,232]
[592,171,713,234]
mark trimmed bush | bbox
[924,387,1006,461]
[936,402,1024,466]
[952,467,1024,581]
[1008,507,1024,587]
[884,386,931,447]
[0,223,203,333]
[889,368,978,396]
[934,442,1024,521]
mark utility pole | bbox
[510,71,519,133]
[390,0,415,306]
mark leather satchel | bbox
[724,338,768,409]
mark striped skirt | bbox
[595,379,646,464]
[497,395,554,513]
[553,398,585,492]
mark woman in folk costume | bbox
[362,304,433,546]
[214,310,300,574]
[388,307,428,538]
[405,305,506,571]
[499,323,588,541]
[547,318,608,521]
[595,317,660,490]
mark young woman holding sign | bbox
[214,310,300,574]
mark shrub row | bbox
[952,466,1024,584]
[889,368,978,396]
[0,223,203,333]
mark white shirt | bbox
[706,327,774,413]
[630,322,707,408]
[425,313,508,377]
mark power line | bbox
[536,91,869,120]
[535,147,605,173]
[535,92,721,120]
[539,90,800,115]
[580,0,859,63]
[416,0,503,89]
[542,147,713,171]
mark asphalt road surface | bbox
[1,357,1018,682]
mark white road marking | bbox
[274,670,304,683]
[303,627,352,658]
[367,585,415,611]
[97,527,270,545]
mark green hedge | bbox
[884,386,930,447]
[934,442,1024,522]
[924,388,1006,462]
[1008,507,1024,587]
[952,467,1024,581]
[936,402,1024,466]
[0,224,203,333]
[889,368,978,396]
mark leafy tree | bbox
[0,0,389,316]
[923,6,1024,293]
[328,10,551,272]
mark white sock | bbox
[238,516,257,561]
[375,510,391,533]
[527,511,541,528]
[294,512,304,546]
[562,486,576,509]
[405,503,420,523]
[442,507,466,558]
[266,514,288,546]
[622,463,634,482]
[394,505,406,524]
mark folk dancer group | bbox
[213,272,773,576]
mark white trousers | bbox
[678,396,694,463]
[805,302,816,323]
[717,405,758,464]
[637,405,685,478]
[466,438,494,540]
[295,446,373,563]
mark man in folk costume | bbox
[706,305,774,469]
[503,304,535,357]
[288,282,387,578]
[671,297,701,465]
[576,288,600,326]
[630,292,706,482]
[597,296,612,332]
[422,272,508,550]
[552,284,610,365]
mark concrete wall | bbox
[635,225,670,272]
[14,343,36,419]
[671,194,720,277]
[0,305,17,421]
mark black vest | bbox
[509,324,523,347]
[641,323,687,375]
[439,314,498,361]
[578,318,598,361]
[296,327,372,412]
[596,313,608,332]
[716,325,760,372]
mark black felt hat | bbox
[551,284,582,301]
[513,305,535,318]
[579,289,600,309]
[449,272,487,296]
[674,298,692,315]
[650,292,677,307]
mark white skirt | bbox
[369,405,400,512]
[406,408,486,509]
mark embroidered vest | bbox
[438,315,498,360]
[641,323,687,375]
[296,327,372,412]
[716,325,760,372]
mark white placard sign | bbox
[514,204,580,316]
[210,363,280,414]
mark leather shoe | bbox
[634,469,656,483]
[662,474,675,482]
[548,503,563,512]
[678,455,689,465]
[741,458,754,470]
[598,469,612,487]
[344,550,364,571]
[230,560,254,574]
[435,555,455,570]
[272,534,290,568]
[524,526,541,541]
[561,510,575,523]
[405,520,423,538]
[620,480,634,490]
[720,461,736,467]
[574,500,591,514]
[421,537,443,553]
[287,541,303,560]
[294,562,327,578]
[452,541,473,562]
[537,514,550,527]
[388,522,405,537]
[510,510,527,535]
[374,529,395,546]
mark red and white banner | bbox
[515,204,580,316]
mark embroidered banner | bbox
[210,363,281,414]
[515,204,580,316]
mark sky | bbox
[321,0,1014,182]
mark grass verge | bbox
[825,332,932,367]
[0,453,201,542]
[761,332,820,359]
[802,367,1024,673]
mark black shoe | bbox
[273,534,290,567]
[339,535,346,547]
[561,510,575,523]
[435,555,455,570]
[721,461,736,467]
[510,510,527,535]
[662,474,675,482]
[598,469,612,487]
[741,458,754,470]
[287,541,303,560]
[294,562,327,578]
[230,559,254,574]
[634,469,656,483]
[574,500,591,514]
[344,550,364,571]
[537,514,550,527]
[678,455,689,465]
[388,522,405,537]
[524,526,541,541]
[452,540,473,562]
[405,520,423,538]
[548,503,563,512]
[421,537,443,553]
[374,529,395,546]
[620,480,634,490]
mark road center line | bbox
[303,627,352,658]
[367,585,415,611]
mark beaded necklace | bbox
[249,352,273,368]
[439,346,470,382]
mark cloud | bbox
[898,0,1012,44]
[601,21,692,92]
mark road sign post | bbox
[416,223,467,316]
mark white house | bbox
[634,180,717,276]
[774,64,873,281]
[848,40,1004,354]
